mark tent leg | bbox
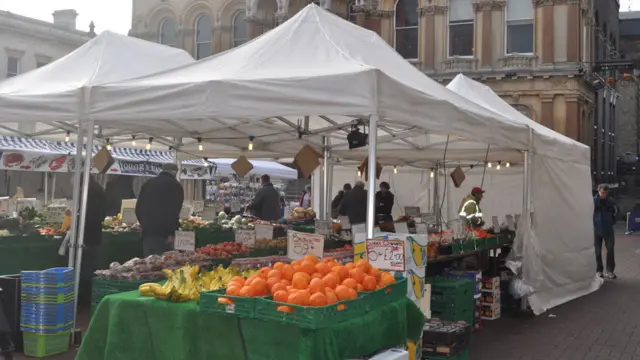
[318,136,327,221]
[44,173,48,206]
[51,174,56,203]
[366,115,378,238]
[68,122,85,268]
[323,137,332,220]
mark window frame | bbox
[447,0,474,58]
[6,56,19,78]
[194,14,213,60]
[231,10,249,48]
[158,17,178,47]
[504,0,534,55]
[393,0,419,61]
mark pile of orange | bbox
[222,255,396,312]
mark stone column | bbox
[565,95,581,141]
[418,5,446,71]
[213,13,223,54]
[540,94,555,130]
[472,1,493,68]
[246,16,261,40]
[534,0,554,64]
[377,10,395,45]
[566,0,580,63]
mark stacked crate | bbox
[422,319,471,360]
[429,277,475,324]
[20,268,74,358]
[481,277,501,320]
[442,270,482,332]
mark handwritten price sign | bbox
[235,229,256,248]
[192,200,204,213]
[404,206,421,217]
[314,220,332,235]
[287,230,324,260]
[255,223,273,240]
[47,206,67,223]
[179,205,192,220]
[365,239,405,272]
[121,208,137,225]
[201,207,217,221]
[174,231,196,252]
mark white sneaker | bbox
[597,272,603,278]
[605,272,617,280]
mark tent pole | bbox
[323,136,332,220]
[433,162,439,226]
[366,115,378,238]
[68,112,85,269]
[520,127,533,311]
[44,173,48,206]
[318,136,327,220]
[51,174,56,203]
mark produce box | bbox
[424,349,469,360]
[23,330,70,358]
[200,289,267,318]
[254,294,368,329]
[422,320,471,346]
[484,236,499,248]
[461,240,476,252]
[365,278,408,310]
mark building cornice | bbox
[418,5,447,17]
[0,13,91,46]
[472,1,506,11]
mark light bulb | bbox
[106,143,112,151]
[506,162,511,168]
[65,132,70,142]
[198,137,203,152]
[248,136,255,151]
[497,164,501,170]
[145,143,151,150]
[487,162,492,168]
[132,135,136,146]
[430,170,434,178]
[357,170,361,177]
[393,166,398,174]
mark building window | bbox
[36,61,48,68]
[195,14,212,60]
[347,0,357,23]
[232,10,248,47]
[394,0,419,60]
[448,0,474,57]
[506,0,533,54]
[6,57,19,77]
[159,18,177,46]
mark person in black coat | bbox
[331,183,351,218]
[249,174,281,221]
[136,164,184,256]
[376,181,395,223]
[104,175,135,216]
[338,181,368,224]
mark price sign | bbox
[201,207,218,221]
[15,198,36,213]
[365,239,405,272]
[421,213,436,225]
[492,216,500,233]
[235,229,256,247]
[214,202,225,213]
[121,208,137,224]
[506,215,515,231]
[352,223,366,235]
[337,216,351,230]
[174,231,196,252]
[192,201,204,213]
[255,223,274,240]
[515,214,521,228]
[314,220,332,235]
[231,201,242,212]
[47,206,67,223]
[415,223,427,234]
[179,205,192,220]
[404,206,421,217]
[287,230,325,260]
[0,197,9,215]
[395,222,409,234]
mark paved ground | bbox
[8,233,640,360]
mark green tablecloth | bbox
[77,291,424,360]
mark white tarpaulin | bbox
[446,75,601,315]
[212,158,297,179]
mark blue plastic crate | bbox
[21,268,74,285]
[21,322,73,334]
[21,292,75,304]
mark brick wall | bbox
[615,81,639,156]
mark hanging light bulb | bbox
[496,161,501,170]
[65,132,70,142]
[393,166,398,174]
[132,135,136,146]
[248,136,255,151]
[106,138,112,151]
[146,137,153,150]
[357,170,362,177]
[204,157,209,167]
[197,137,203,152]
[430,169,434,178]
[506,162,511,168]
[487,161,492,168]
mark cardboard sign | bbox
[214,202,225,213]
[179,205,192,220]
[192,200,204,213]
[174,231,196,252]
[421,213,436,225]
[202,207,218,221]
[47,206,67,223]
[121,208,137,224]
[365,238,405,272]
[231,201,242,213]
[0,197,9,215]
[394,222,409,234]
[404,206,421,217]
[235,229,256,247]
[515,214,521,228]
[492,216,500,233]
[337,216,351,230]
[15,198,36,213]
[314,220,332,235]
[506,215,515,231]
[287,230,325,260]
[415,223,427,234]
[255,223,273,240]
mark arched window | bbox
[232,10,248,47]
[394,0,418,59]
[347,0,357,23]
[195,14,212,59]
[159,18,177,46]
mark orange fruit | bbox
[282,265,295,281]
[293,271,311,282]
[346,287,358,300]
[332,266,350,281]
[323,273,339,289]
[277,305,294,313]
[312,273,324,280]
[356,284,364,292]
[218,297,233,305]
[268,270,282,280]
[239,286,256,297]
[355,259,371,273]
[368,268,381,281]
[326,290,338,304]
[323,257,335,263]
[309,278,325,294]
[266,277,280,292]
[299,261,316,275]
[349,268,366,284]
[259,267,271,279]
[345,262,355,270]
[292,275,309,290]
[280,279,291,286]
[342,278,358,291]
[273,262,285,271]
[250,278,268,296]
[227,281,243,290]
[296,290,311,306]
[273,290,289,303]
[245,275,259,287]
[335,285,352,301]
[315,262,331,275]
[226,285,240,296]
[302,254,319,265]
[271,282,287,295]
[379,273,396,287]
[229,276,246,287]
[362,276,377,291]
[309,292,327,306]
[291,260,302,272]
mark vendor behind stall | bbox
[331,183,351,218]
[339,181,367,225]
[375,181,394,223]
[248,174,281,221]
[458,187,485,228]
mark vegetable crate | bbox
[254,295,367,329]
[364,278,408,311]
[23,331,70,358]
[200,289,267,318]
[91,278,150,316]
[424,349,469,360]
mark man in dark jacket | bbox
[375,181,395,223]
[339,181,368,224]
[594,184,618,279]
[136,164,184,256]
[331,183,351,218]
[249,174,281,221]
[79,175,107,306]
[104,175,135,216]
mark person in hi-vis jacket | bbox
[458,187,485,228]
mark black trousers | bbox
[595,234,615,273]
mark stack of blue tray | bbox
[20,268,75,334]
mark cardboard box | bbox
[231,155,254,178]
[92,146,114,174]
[481,303,501,320]
[293,145,322,178]
[481,277,500,291]
[481,290,501,305]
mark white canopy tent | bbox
[445,74,601,315]
[212,158,297,180]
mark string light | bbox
[131,135,136,146]
[487,161,492,168]
[393,166,398,174]
[146,137,153,150]
[357,170,361,177]
[496,161,501,170]
[204,157,209,167]
[65,132,70,142]
[106,138,112,151]
[506,162,511,168]
[197,137,203,152]
[430,169,434,178]
[248,136,255,151]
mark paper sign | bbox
[506,215,515,231]
[314,220,332,235]
[202,207,218,221]
[179,205,192,220]
[231,201,242,212]
[235,229,256,247]
[122,208,137,224]
[47,206,67,223]
[395,222,409,234]
[15,198,36,213]
[287,230,325,260]
[421,213,436,224]
[255,223,273,240]
[492,216,500,233]
[214,202,225,213]
[404,206,421,217]
[515,214,521,229]
[337,216,351,230]
[192,201,204,213]
[352,223,366,235]
[365,238,405,272]
[0,197,9,215]
[174,231,196,252]
[415,223,427,234]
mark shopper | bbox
[594,184,618,279]
[375,181,395,223]
[339,181,368,225]
[458,187,485,229]
[331,183,352,218]
[104,175,135,216]
[136,163,184,256]
[299,184,312,208]
[249,174,281,221]
[78,174,107,306]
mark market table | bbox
[77,291,424,360]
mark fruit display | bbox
[254,238,286,249]
[95,252,213,281]
[287,207,316,222]
[209,181,259,208]
[38,227,65,236]
[196,242,251,259]
[219,256,396,310]
[180,217,210,230]
[220,215,254,230]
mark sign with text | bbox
[394,222,409,234]
[174,231,196,252]
[492,216,500,233]
[415,223,428,234]
[337,216,351,230]
[420,213,436,225]
[47,206,67,223]
[365,238,405,272]
[506,215,515,231]
[121,208,137,224]
[255,223,274,240]
[201,207,218,221]
[404,206,421,217]
[0,197,9,215]
[179,205,192,220]
[287,230,325,260]
[214,202,226,213]
[192,200,204,213]
[235,229,256,248]
[314,220,332,235]
[231,201,242,213]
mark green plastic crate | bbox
[485,236,498,247]
[424,349,469,360]
[474,237,487,249]
[23,331,70,358]
[21,292,75,304]
[364,278,408,311]
[200,289,266,318]
[461,240,477,252]
[91,278,150,314]
[254,294,367,329]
